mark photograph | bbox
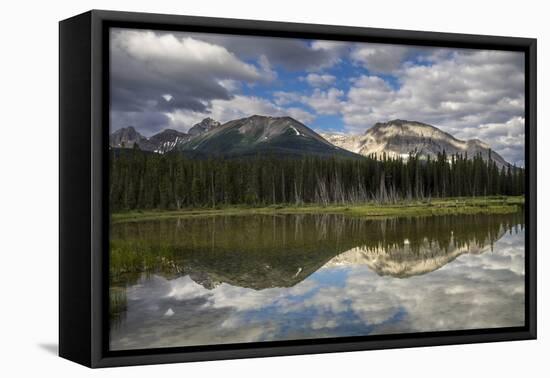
[107,27,526,351]
[1,0,546,374]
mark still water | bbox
[109,212,525,350]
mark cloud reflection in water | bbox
[110,228,524,350]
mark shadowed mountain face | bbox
[180,115,359,158]
[321,119,510,168]
[147,129,190,153]
[110,211,524,291]
[110,126,152,150]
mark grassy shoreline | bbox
[112,196,524,224]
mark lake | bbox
[109,211,525,350]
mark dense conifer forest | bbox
[109,147,525,211]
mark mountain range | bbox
[110,116,511,166]
[110,115,357,159]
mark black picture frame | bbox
[59,9,537,368]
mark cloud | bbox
[110,29,271,133]
[303,73,337,87]
[111,29,264,111]
[257,54,278,81]
[303,88,344,115]
[285,107,317,124]
[195,34,351,71]
[210,95,286,123]
[110,110,171,136]
[311,40,351,62]
[341,50,524,128]
[115,31,261,81]
[273,91,302,106]
[351,43,412,74]
[168,95,316,131]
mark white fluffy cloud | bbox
[274,88,346,116]
[303,73,337,87]
[285,107,317,124]
[304,88,345,115]
[115,30,263,81]
[341,50,524,129]
[273,91,302,106]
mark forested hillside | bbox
[110,147,524,211]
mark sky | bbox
[110,28,526,165]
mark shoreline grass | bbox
[112,195,524,224]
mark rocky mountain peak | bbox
[188,117,221,136]
[112,126,138,137]
[109,126,148,148]
[369,119,451,139]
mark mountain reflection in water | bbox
[110,212,525,350]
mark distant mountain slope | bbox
[321,119,510,168]
[180,115,359,158]
[147,129,190,153]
